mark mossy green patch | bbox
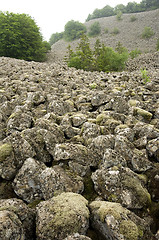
[0,143,13,162]
[119,220,138,240]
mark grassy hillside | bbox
[48,9,159,62]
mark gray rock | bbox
[36,192,89,240]
[146,138,159,161]
[0,198,35,240]
[64,233,92,240]
[0,131,35,180]
[89,201,153,240]
[13,158,84,202]
[92,167,151,209]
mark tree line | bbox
[86,0,159,21]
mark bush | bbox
[112,27,120,35]
[130,15,137,22]
[140,68,150,83]
[0,11,49,62]
[104,28,109,34]
[49,32,63,45]
[65,34,128,72]
[129,48,141,58]
[142,26,154,39]
[116,11,123,21]
[88,22,101,37]
[64,20,87,41]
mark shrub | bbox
[104,28,109,34]
[64,20,87,41]
[130,15,137,22]
[129,48,141,58]
[112,27,120,35]
[140,68,150,83]
[142,26,154,39]
[88,22,101,37]
[116,11,123,21]
[0,11,49,61]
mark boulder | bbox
[36,192,89,239]
[0,198,35,240]
[13,158,84,202]
[89,201,153,240]
[92,166,151,209]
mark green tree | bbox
[0,11,49,61]
[66,35,128,72]
[66,34,94,71]
[88,22,101,37]
[49,32,63,45]
[64,20,87,41]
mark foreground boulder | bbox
[89,201,153,240]
[0,198,35,240]
[36,192,89,239]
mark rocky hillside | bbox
[49,9,159,62]
[0,52,159,240]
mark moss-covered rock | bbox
[89,201,153,240]
[0,143,13,162]
[36,192,89,239]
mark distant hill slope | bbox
[48,9,159,62]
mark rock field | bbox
[0,52,159,239]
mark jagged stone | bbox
[13,158,84,202]
[89,201,153,240]
[0,131,35,180]
[92,166,151,209]
[0,198,35,240]
[64,233,91,240]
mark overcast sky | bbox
[1,0,141,41]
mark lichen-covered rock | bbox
[70,113,87,127]
[0,210,25,240]
[101,148,127,169]
[7,108,33,134]
[13,158,46,202]
[13,158,84,202]
[0,131,35,180]
[53,143,89,165]
[133,107,153,123]
[146,138,159,161]
[89,201,153,240]
[81,122,101,140]
[64,233,92,240]
[36,192,89,240]
[39,165,84,199]
[0,198,35,240]
[92,167,151,209]
[22,127,52,163]
[88,135,115,167]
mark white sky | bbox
[1,0,141,41]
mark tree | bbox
[64,20,87,41]
[66,34,94,71]
[0,11,50,61]
[65,35,129,72]
[49,32,63,46]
